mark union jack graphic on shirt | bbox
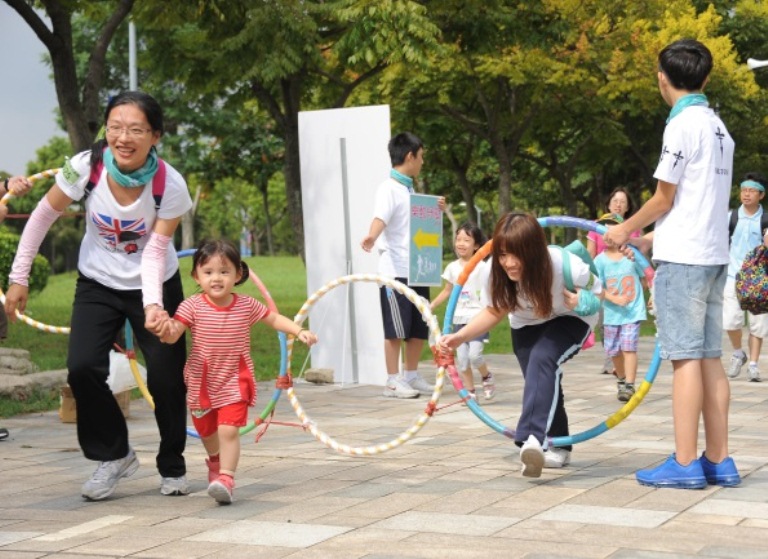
[91,212,147,253]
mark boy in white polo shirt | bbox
[361,132,445,398]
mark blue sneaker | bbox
[636,454,707,489]
[699,453,741,487]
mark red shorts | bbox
[191,401,249,438]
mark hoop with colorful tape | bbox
[0,168,59,206]
[286,274,445,456]
[443,215,659,447]
[0,169,69,333]
[179,249,289,439]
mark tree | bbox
[135,0,442,257]
[4,0,135,151]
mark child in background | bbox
[158,239,318,504]
[431,223,494,400]
[439,213,602,477]
[594,240,648,402]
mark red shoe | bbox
[205,458,220,484]
[208,474,234,504]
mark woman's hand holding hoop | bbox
[4,284,29,321]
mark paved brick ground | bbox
[1,332,767,558]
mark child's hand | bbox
[563,288,579,310]
[159,321,180,344]
[297,329,318,346]
[610,289,632,307]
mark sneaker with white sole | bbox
[748,363,762,383]
[383,376,419,399]
[407,374,433,395]
[482,373,495,400]
[544,448,571,468]
[208,474,235,504]
[81,448,139,501]
[520,435,545,478]
[160,475,190,496]
[727,353,747,378]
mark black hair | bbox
[743,172,767,189]
[192,238,250,287]
[603,186,636,218]
[388,132,423,166]
[456,221,487,252]
[90,91,165,168]
[658,39,713,91]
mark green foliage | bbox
[0,230,51,294]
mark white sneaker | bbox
[482,373,496,400]
[748,363,762,383]
[383,376,419,399]
[728,353,747,378]
[81,448,139,501]
[520,435,545,478]
[407,374,433,395]
[160,475,190,496]
[544,448,571,468]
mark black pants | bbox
[67,272,187,477]
[511,316,590,452]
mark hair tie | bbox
[234,261,250,286]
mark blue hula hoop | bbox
[443,215,660,447]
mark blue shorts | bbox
[603,322,640,356]
[654,262,726,360]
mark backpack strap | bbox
[551,245,574,292]
[83,160,104,201]
[728,209,738,241]
[151,159,166,211]
[83,157,166,212]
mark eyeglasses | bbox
[105,125,153,138]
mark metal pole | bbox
[129,21,137,90]
[340,138,359,383]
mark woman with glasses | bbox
[4,91,193,501]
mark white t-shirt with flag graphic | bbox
[57,150,193,291]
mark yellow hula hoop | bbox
[285,274,445,456]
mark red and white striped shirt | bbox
[174,293,270,410]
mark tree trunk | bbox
[281,77,305,260]
[259,180,275,256]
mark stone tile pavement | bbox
[1,333,768,558]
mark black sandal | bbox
[0,428,9,441]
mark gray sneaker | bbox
[81,448,139,500]
[407,374,433,395]
[383,376,419,399]
[748,364,762,383]
[728,353,747,378]
[160,475,190,496]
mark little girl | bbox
[158,239,318,504]
[432,222,495,399]
[439,213,602,477]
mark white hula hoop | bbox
[286,274,445,456]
